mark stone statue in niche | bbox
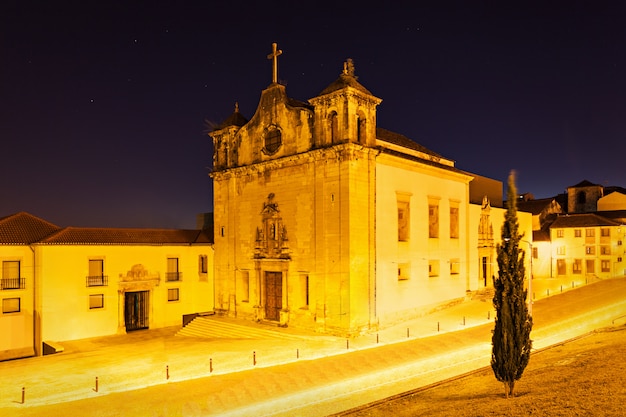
[254,193,290,259]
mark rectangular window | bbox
[532,247,538,259]
[89,294,104,309]
[557,259,566,275]
[240,271,250,302]
[556,229,564,238]
[2,297,20,313]
[199,255,208,274]
[428,260,440,277]
[301,274,309,307]
[167,288,180,302]
[573,259,582,274]
[449,207,459,239]
[586,229,595,237]
[87,259,107,287]
[574,229,582,238]
[557,246,566,256]
[601,228,610,237]
[1,261,24,290]
[586,259,595,274]
[397,201,410,242]
[398,263,410,281]
[429,204,439,238]
[601,246,611,255]
[450,258,460,275]
[585,246,595,255]
[601,260,610,273]
[167,258,181,281]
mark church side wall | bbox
[375,158,471,327]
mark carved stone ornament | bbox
[118,264,160,291]
[254,193,290,259]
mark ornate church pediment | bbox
[254,193,290,259]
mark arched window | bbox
[329,112,338,143]
[577,191,586,205]
[357,114,366,144]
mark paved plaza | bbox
[2,276,625,416]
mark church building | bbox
[209,44,531,335]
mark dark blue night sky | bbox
[2,1,625,228]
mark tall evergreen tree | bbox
[491,171,533,398]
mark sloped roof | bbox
[517,198,560,215]
[39,227,212,245]
[215,105,249,130]
[0,212,61,244]
[549,213,622,229]
[568,179,599,188]
[376,128,444,158]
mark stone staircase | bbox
[176,316,312,340]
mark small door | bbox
[264,272,282,321]
[125,291,149,331]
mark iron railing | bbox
[86,275,108,287]
[165,272,182,281]
[1,277,25,290]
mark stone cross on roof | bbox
[267,42,283,84]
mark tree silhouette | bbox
[491,171,533,398]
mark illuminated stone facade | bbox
[210,50,532,335]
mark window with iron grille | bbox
[86,259,107,286]
[1,261,24,290]
[166,258,181,281]
[89,294,104,309]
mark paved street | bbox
[2,277,625,417]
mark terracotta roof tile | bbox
[0,212,61,244]
[549,213,622,229]
[39,227,213,245]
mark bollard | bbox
[166,365,169,380]
[253,351,256,366]
[21,387,25,404]
[437,321,440,332]
[547,288,550,296]
[94,376,99,393]
[487,310,490,320]
[407,328,410,338]
[297,349,299,359]
[376,333,379,344]
[346,339,349,350]
[572,281,574,288]
[210,358,213,373]
[463,316,466,326]
[561,285,563,293]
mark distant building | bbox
[209,48,531,335]
[0,212,213,361]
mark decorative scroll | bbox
[254,193,290,259]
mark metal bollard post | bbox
[346,339,349,350]
[21,387,25,404]
[407,328,410,338]
[463,316,466,326]
[210,358,213,373]
[487,310,490,320]
[376,333,379,344]
[166,365,169,380]
[297,349,299,359]
[94,376,99,393]
[253,351,256,366]
[437,321,440,332]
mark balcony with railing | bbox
[1,277,25,290]
[86,275,108,287]
[165,272,182,282]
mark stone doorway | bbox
[125,290,149,331]
[264,271,282,321]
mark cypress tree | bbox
[491,171,533,398]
